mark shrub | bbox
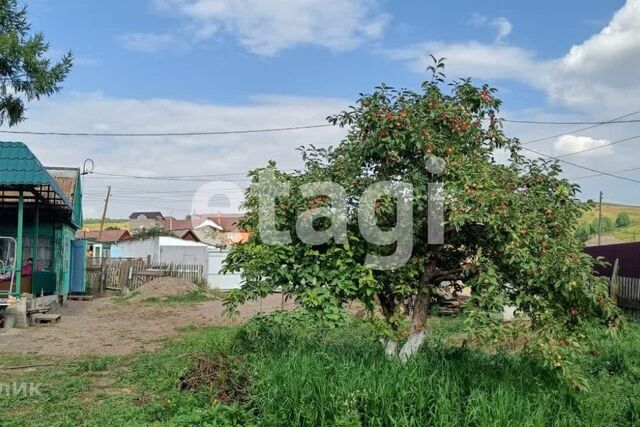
[616,212,631,228]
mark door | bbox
[69,239,86,293]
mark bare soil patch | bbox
[0,292,292,357]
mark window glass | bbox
[22,237,53,270]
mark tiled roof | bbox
[76,229,131,243]
[129,211,164,220]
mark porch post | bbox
[15,190,24,295]
[32,199,39,294]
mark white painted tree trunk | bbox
[398,331,427,361]
[380,331,427,361]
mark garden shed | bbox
[0,141,85,299]
[116,236,209,265]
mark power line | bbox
[569,166,640,181]
[554,134,640,158]
[506,118,640,125]
[91,171,257,179]
[0,124,334,137]
[522,109,640,145]
[86,169,299,182]
[522,146,640,185]
[0,110,639,138]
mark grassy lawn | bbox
[1,317,640,426]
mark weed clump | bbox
[179,352,250,405]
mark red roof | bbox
[76,229,131,243]
[190,213,245,232]
[163,218,194,230]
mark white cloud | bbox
[387,0,640,115]
[468,13,512,41]
[553,134,614,156]
[385,41,539,81]
[546,0,640,111]
[117,32,181,53]
[12,93,349,217]
[139,0,390,55]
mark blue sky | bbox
[9,0,640,217]
[30,0,621,106]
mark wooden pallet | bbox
[27,307,50,315]
[32,313,61,324]
[68,294,94,301]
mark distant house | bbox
[168,229,201,242]
[76,229,131,258]
[129,211,164,233]
[211,213,249,244]
[76,229,131,243]
[163,216,223,232]
[163,213,248,247]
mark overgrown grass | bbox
[2,317,640,426]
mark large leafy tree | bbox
[0,0,72,126]
[223,61,619,376]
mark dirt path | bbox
[0,294,291,357]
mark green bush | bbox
[616,212,631,228]
[234,307,353,353]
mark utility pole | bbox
[597,191,603,246]
[98,186,111,242]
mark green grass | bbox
[2,318,640,426]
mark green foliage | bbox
[591,216,613,234]
[223,59,620,372]
[4,320,640,426]
[235,307,352,353]
[616,212,631,228]
[576,224,592,243]
[0,0,72,126]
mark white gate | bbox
[207,249,242,290]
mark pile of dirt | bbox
[132,277,199,299]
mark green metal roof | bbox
[0,141,73,210]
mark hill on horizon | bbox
[581,202,640,243]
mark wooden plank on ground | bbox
[68,294,94,301]
[32,313,61,324]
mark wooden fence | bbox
[616,276,640,319]
[86,258,205,295]
[148,262,205,285]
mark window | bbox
[0,238,16,275]
[22,237,53,270]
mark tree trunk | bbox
[381,291,431,361]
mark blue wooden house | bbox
[0,141,86,299]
